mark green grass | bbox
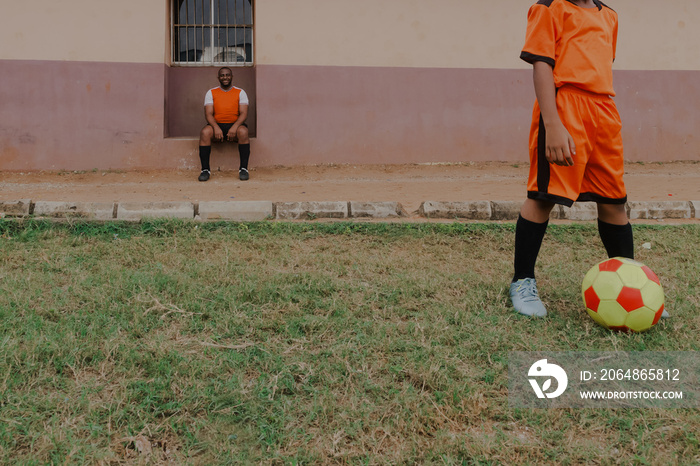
[0,220,699,464]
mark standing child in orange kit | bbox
[510,0,649,317]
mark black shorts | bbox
[217,122,247,136]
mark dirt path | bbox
[1,162,699,214]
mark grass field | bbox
[0,220,699,464]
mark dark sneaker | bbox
[509,278,547,317]
[198,169,210,182]
[239,168,249,181]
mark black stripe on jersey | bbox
[520,52,555,67]
[529,109,576,207]
[528,191,574,207]
[564,0,604,10]
[535,113,552,196]
[577,192,628,204]
[598,1,615,12]
[536,0,554,6]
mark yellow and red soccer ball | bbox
[582,257,665,332]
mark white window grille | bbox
[172,0,253,66]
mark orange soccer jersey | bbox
[521,0,618,96]
[204,86,249,124]
[521,0,626,206]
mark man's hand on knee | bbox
[227,125,239,142]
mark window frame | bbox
[171,0,254,67]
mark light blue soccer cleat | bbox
[510,278,547,318]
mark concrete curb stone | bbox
[419,201,491,220]
[349,201,404,218]
[690,201,699,218]
[198,201,273,221]
[627,200,692,220]
[490,201,521,221]
[275,201,348,220]
[33,201,115,220]
[116,202,194,221]
[553,203,598,221]
[0,199,32,217]
[1,199,699,221]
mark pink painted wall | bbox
[1,59,699,171]
[252,65,533,166]
[615,70,700,161]
[0,60,167,170]
[252,65,700,166]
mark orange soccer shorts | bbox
[527,84,627,207]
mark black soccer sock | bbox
[513,214,549,282]
[238,143,250,170]
[199,145,211,171]
[598,219,634,259]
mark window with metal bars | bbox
[172,0,253,66]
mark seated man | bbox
[198,67,251,181]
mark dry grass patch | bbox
[0,220,698,464]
